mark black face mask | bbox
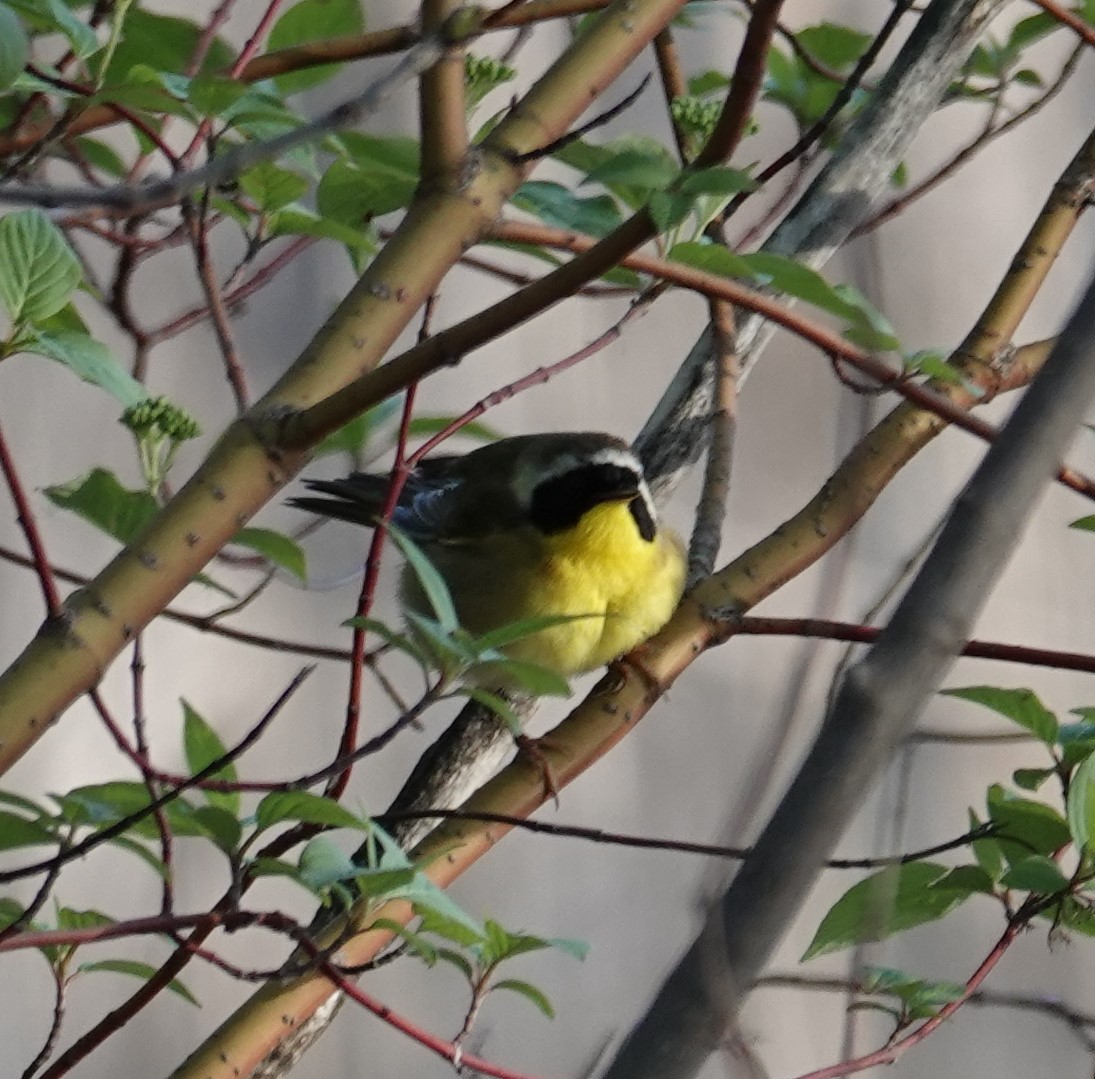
[529,463,655,542]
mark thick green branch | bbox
[0,0,689,777]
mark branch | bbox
[169,305,1056,1079]
[602,270,1095,1079]
[1025,0,1095,46]
[0,33,449,212]
[635,0,1010,499]
[0,0,689,777]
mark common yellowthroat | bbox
[291,432,686,678]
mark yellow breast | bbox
[506,501,686,675]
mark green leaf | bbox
[108,835,169,878]
[1067,752,1095,854]
[1000,855,1070,894]
[482,658,571,698]
[904,981,966,1020]
[104,11,233,80]
[267,206,376,253]
[1012,68,1043,88]
[942,686,1058,744]
[582,150,679,192]
[904,349,968,386]
[316,159,416,229]
[354,865,419,898]
[267,0,365,94]
[238,162,309,212]
[1006,12,1060,53]
[386,524,459,634]
[795,22,872,70]
[405,611,477,673]
[987,785,1071,863]
[667,240,756,280]
[247,855,303,881]
[0,3,29,92]
[297,836,361,891]
[1059,718,1095,766]
[0,809,55,850]
[34,300,89,336]
[56,906,114,932]
[187,74,248,118]
[1013,767,1054,792]
[193,806,243,854]
[77,959,199,1005]
[44,468,158,544]
[28,331,148,406]
[1070,514,1095,533]
[459,687,524,734]
[860,965,919,994]
[343,616,429,667]
[406,416,499,444]
[0,210,83,325]
[254,791,370,833]
[363,826,485,937]
[511,181,624,237]
[969,808,1005,881]
[182,701,239,816]
[57,782,208,839]
[417,907,488,949]
[0,789,48,816]
[859,968,965,1019]
[927,864,995,897]
[739,253,873,327]
[492,978,555,1018]
[677,167,758,198]
[687,70,730,96]
[230,527,307,581]
[471,613,595,655]
[1051,896,1095,937]
[37,0,98,60]
[0,897,26,931]
[314,397,402,461]
[803,862,967,959]
[646,190,693,233]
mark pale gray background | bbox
[2,1,1095,1076]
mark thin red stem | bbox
[0,417,62,616]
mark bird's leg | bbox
[514,734,561,807]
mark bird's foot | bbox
[514,733,560,807]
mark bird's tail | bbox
[287,474,389,527]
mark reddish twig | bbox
[180,0,289,167]
[146,234,316,343]
[0,543,355,661]
[409,296,654,462]
[739,615,1095,674]
[1025,0,1095,46]
[857,42,1085,235]
[0,669,313,885]
[792,906,1046,1079]
[19,970,65,1079]
[694,0,784,168]
[722,0,913,225]
[317,955,549,1079]
[0,416,62,616]
[184,198,251,409]
[130,635,175,916]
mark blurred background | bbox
[2,0,1095,1075]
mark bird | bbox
[289,432,686,681]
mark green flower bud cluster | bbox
[121,396,201,492]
